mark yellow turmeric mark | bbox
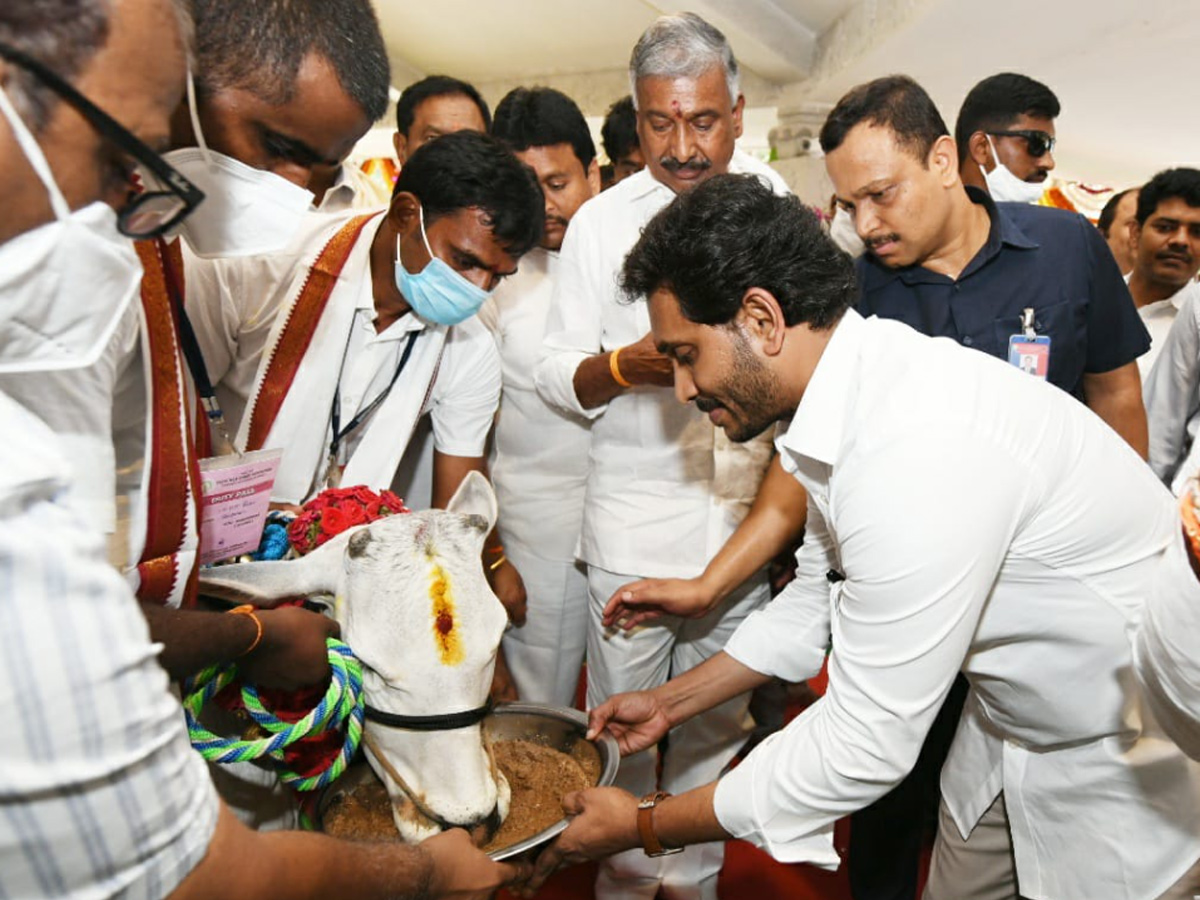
[429,563,464,666]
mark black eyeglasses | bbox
[989,129,1056,159]
[0,41,203,239]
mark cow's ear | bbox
[198,528,356,606]
[446,470,498,533]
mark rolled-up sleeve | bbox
[714,428,1027,864]
[534,216,607,420]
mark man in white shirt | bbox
[533,14,785,900]
[1140,169,1200,486]
[485,86,600,706]
[528,172,1200,900]
[187,129,541,625]
[0,4,521,897]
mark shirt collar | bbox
[354,215,427,337]
[780,308,865,467]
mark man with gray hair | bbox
[534,13,788,900]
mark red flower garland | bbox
[287,486,409,555]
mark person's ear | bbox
[968,131,993,170]
[393,131,408,165]
[586,158,601,196]
[929,134,959,187]
[731,93,746,140]
[1129,218,1144,250]
[739,287,786,356]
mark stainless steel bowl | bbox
[316,702,620,860]
[483,702,620,860]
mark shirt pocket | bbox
[991,298,1086,393]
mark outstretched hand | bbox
[238,606,339,690]
[422,827,531,900]
[588,690,672,757]
[603,576,719,630]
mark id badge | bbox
[1008,334,1051,380]
[198,447,283,565]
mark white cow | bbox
[199,471,511,842]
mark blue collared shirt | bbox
[856,187,1149,398]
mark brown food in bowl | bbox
[323,738,599,853]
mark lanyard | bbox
[157,237,236,455]
[328,326,419,467]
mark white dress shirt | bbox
[534,152,785,577]
[1144,280,1200,492]
[0,392,218,898]
[480,247,590,557]
[1132,274,1187,378]
[185,212,500,504]
[715,310,1200,899]
[312,162,392,214]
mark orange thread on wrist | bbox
[609,347,632,388]
[228,604,264,657]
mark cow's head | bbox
[199,471,511,842]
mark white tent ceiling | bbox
[371,0,1199,187]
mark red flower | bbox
[342,503,367,526]
[352,486,379,505]
[365,501,383,520]
[379,490,409,515]
[319,507,348,537]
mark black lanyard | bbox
[157,237,234,453]
[328,327,419,464]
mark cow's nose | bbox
[462,804,503,845]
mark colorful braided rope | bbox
[183,637,364,794]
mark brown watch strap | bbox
[637,791,682,857]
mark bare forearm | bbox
[170,804,432,900]
[652,783,730,850]
[1083,364,1149,459]
[654,651,771,728]
[701,457,807,602]
[140,602,257,681]
[573,351,627,409]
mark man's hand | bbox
[588,690,671,756]
[617,332,674,387]
[488,558,528,626]
[490,644,519,703]
[422,828,530,899]
[238,606,339,690]
[603,576,719,629]
[519,787,641,896]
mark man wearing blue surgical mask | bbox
[956,72,1059,204]
[186,132,544,693]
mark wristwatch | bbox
[637,791,683,857]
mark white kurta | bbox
[1143,280,1200,492]
[185,212,500,504]
[715,310,1200,900]
[1131,274,1186,378]
[480,248,591,705]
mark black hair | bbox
[602,95,638,163]
[492,86,596,171]
[953,73,1060,164]
[394,130,544,257]
[819,75,949,165]
[1097,188,1136,237]
[1136,168,1200,226]
[621,173,855,329]
[395,74,491,138]
[0,0,110,131]
[193,0,390,122]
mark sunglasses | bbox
[0,41,204,239]
[988,129,1056,159]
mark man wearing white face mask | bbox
[0,5,529,898]
[956,72,1059,204]
[186,132,543,649]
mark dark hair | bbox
[1097,188,1136,237]
[193,0,390,122]
[395,130,544,257]
[0,0,110,130]
[1136,168,1200,225]
[492,86,596,171]
[819,75,949,165]
[953,73,1060,164]
[621,173,855,329]
[602,95,638,163]
[395,74,491,138]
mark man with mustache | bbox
[533,12,787,900]
[1135,169,1200,487]
[956,72,1059,204]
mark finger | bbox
[494,858,529,887]
[561,790,585,816]
[526,843,565,895]
[586,704,613,740]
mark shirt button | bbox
[962,336,974,346]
